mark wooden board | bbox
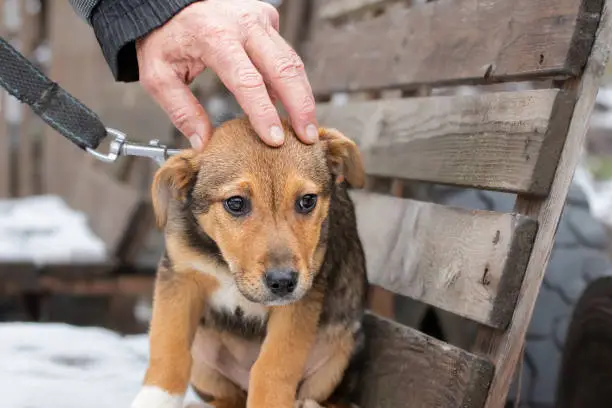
[38,275,154,296]
[318,89,575,194]
[354,312,493,408]
[43,0,99,197]
[68,165,144,257]
[42,263,116,279]
[305,0,604,94]
[279,0,310,51]
[0,263,38,294]
[114,199,156,264]
[16,0,43,197]
[472,2,612,406]
[0,260,156,296]
[350,190,538,329]
[318,0,398,20]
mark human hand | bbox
[135,0,318,150]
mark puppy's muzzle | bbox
[264,268,298,298]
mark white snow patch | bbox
[0,195,108,264]
[0,323,205,408]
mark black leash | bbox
[0,37,179,165]
[0,37,106,150]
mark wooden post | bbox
[472,3,612,406]
[42,0,97,197]
[278,0,310,51]
[16,0,43,197]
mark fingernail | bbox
[305,124,318,143]
[189,134,203,151]
[269,126,284,145]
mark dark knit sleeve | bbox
[68,0,101,21]
[90,0,199,82]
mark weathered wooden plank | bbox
[42,263,116,278]
[38,275,155,296]
[350,190,537,328]
[279,0,310,50]
[318,89,574,194]
[43,0,96,197]
[114,200,156,264]
[0,263,38,295]
[354,312,493,408]
[305,0,603,94]
[472,2,612,406]
[68,165,143,257]
[318,0,398,20]
[15,0,43,197]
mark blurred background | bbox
[2,1,612,407]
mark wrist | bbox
[90,0,199,82]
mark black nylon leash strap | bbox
[0,37,107,150]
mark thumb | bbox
[141,65,212,151]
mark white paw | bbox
[131,386,184,408]
[294,399,323,408]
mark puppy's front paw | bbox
[131,386,184,408]
[294,399,323,408]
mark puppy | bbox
[131,118,368,408]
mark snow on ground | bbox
[0,196,207,406]
[0,323,205,408]
[0,195,107,264]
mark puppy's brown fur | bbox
[140,118,368,408]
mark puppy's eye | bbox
[223,196,250,216]
[296,194,318,214]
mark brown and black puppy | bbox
[131,118,368,408]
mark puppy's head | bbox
[153,118,364,306]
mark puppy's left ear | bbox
[319,128,365,188]
[151,150,200,229]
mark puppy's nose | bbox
[264,269,298,297]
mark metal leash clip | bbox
[86,128,182,166]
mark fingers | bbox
[207,40,285,146]
[244,25,318,144]
[140,63,212,151]
[136,0,313,149]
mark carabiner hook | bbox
[85,128,126,163]
[85,128,181,166]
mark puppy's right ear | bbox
[151,150,200,229]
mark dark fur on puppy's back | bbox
[318,182,368,327]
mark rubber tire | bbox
[555,276,612,408]
[393,180,612,408]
